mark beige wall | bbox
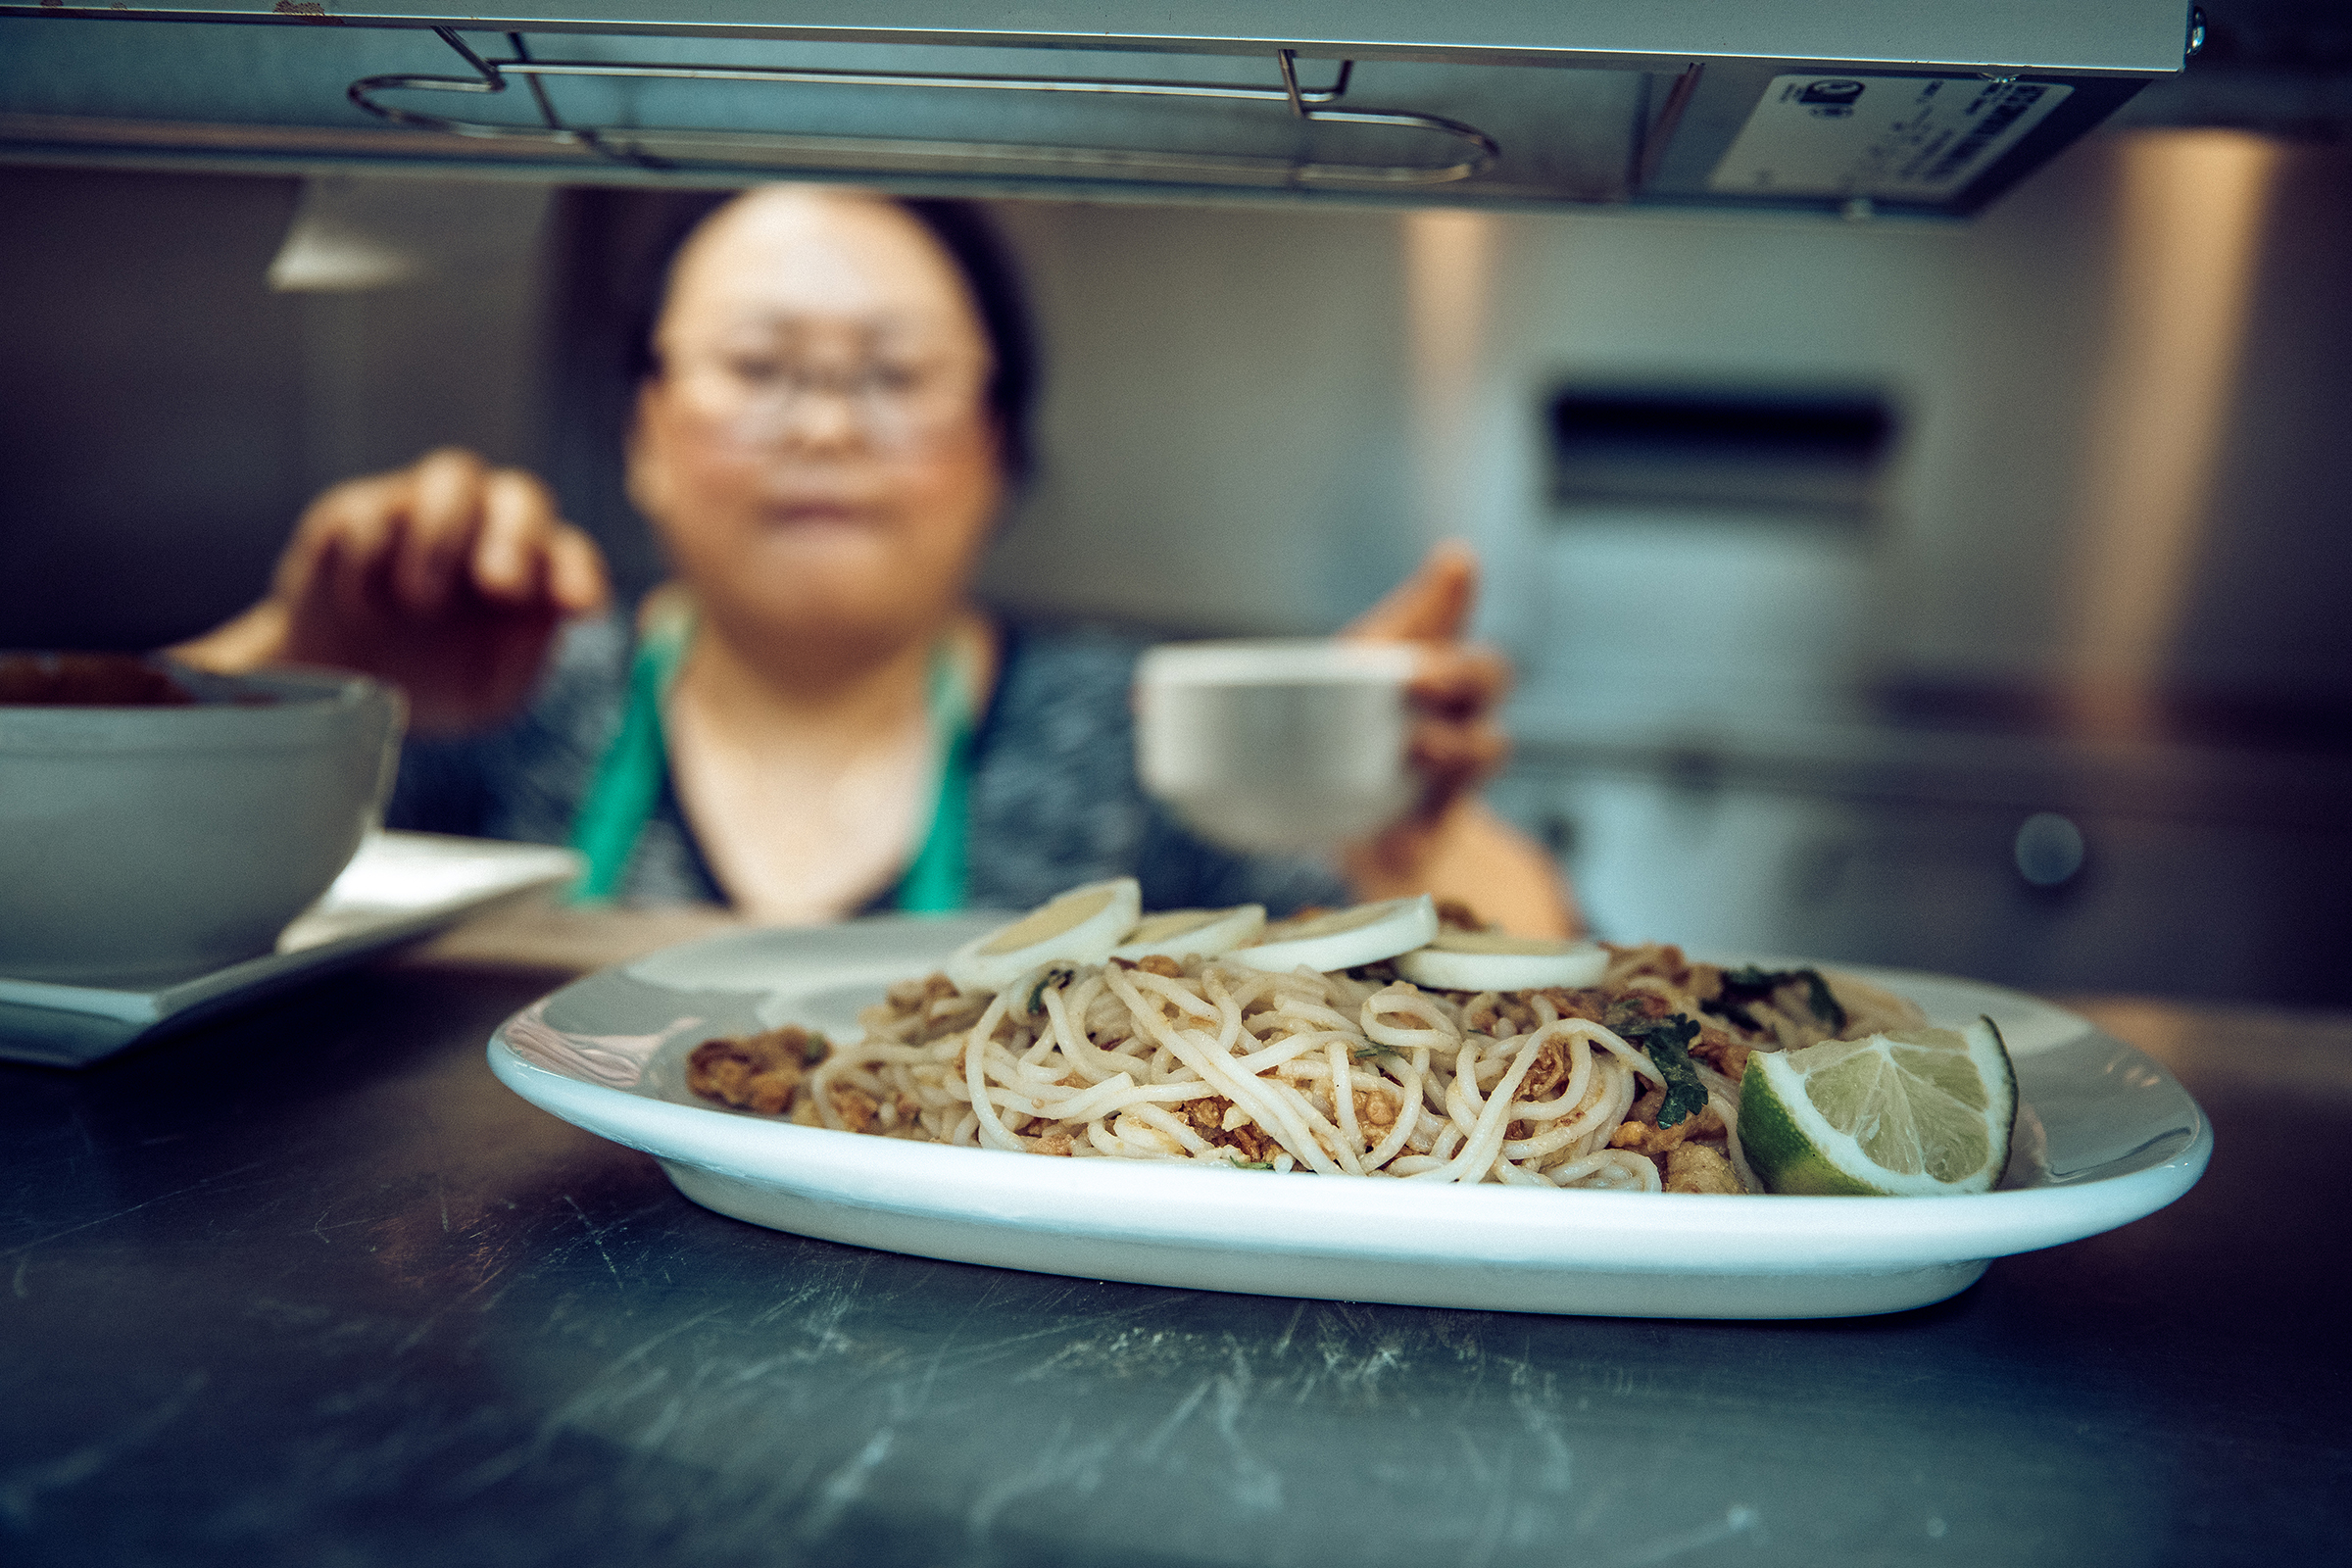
[979,199,1418,635]
[0,169,550,650]
[979,130,2350,715]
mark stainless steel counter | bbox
[3,904,2345,1566]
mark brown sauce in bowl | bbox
[0,653,202,707]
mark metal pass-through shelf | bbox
[0,1,2197,214]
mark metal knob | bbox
[2014,812,2086,888]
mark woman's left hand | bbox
[1341,539,1511,819]
[1340,541,1579,936]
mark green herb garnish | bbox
[1234,1160,1276,1171]
[1350,1041,1402,1064]
[1614,1012,1708,1129]
[1022,964,1076,1017]
[1715,965,1847,1033]
[1802,970,1846,1032]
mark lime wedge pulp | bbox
[1739,1017,2017,1197]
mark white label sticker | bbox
[1707,74,2074,201]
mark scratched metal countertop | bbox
[3,904,2347,1566]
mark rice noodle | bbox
[740,939,1902,1199]
[686,937,1928,1196]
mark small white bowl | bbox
[1135,638,1418,854]
[0,656,404,985]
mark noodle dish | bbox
[684,880,2018,1199]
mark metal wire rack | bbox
[348,28,1502,187]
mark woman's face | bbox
[628,187,1004,662]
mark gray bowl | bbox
[0,658,404,985]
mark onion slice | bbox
[1110,905,1266,961]
[1228,895,1438,974]
[1394,931,1608,992]
[946,878,1143,992]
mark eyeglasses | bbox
[658,341,991,453]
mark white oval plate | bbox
[487,914,2211,1320]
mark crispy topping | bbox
[684,1027,826,1114]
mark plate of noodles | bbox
[487,910,2209,1320]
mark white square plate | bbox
[1,831,580,1067]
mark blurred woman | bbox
[178,185,1573,934]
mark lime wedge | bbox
[1739,1017,2016,1196]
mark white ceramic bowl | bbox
[1134,638,1418,854]
[0,656,405,984]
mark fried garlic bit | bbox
[685,1025,826,1115]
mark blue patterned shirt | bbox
[387,613,1350,917]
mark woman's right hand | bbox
[174,448,610,735]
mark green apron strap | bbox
[566,598,694,904]
[567,596,977,913]
[893,637,978,915]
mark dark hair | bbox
[627,188,1039,484]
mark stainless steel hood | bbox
[0,2,2198,215]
